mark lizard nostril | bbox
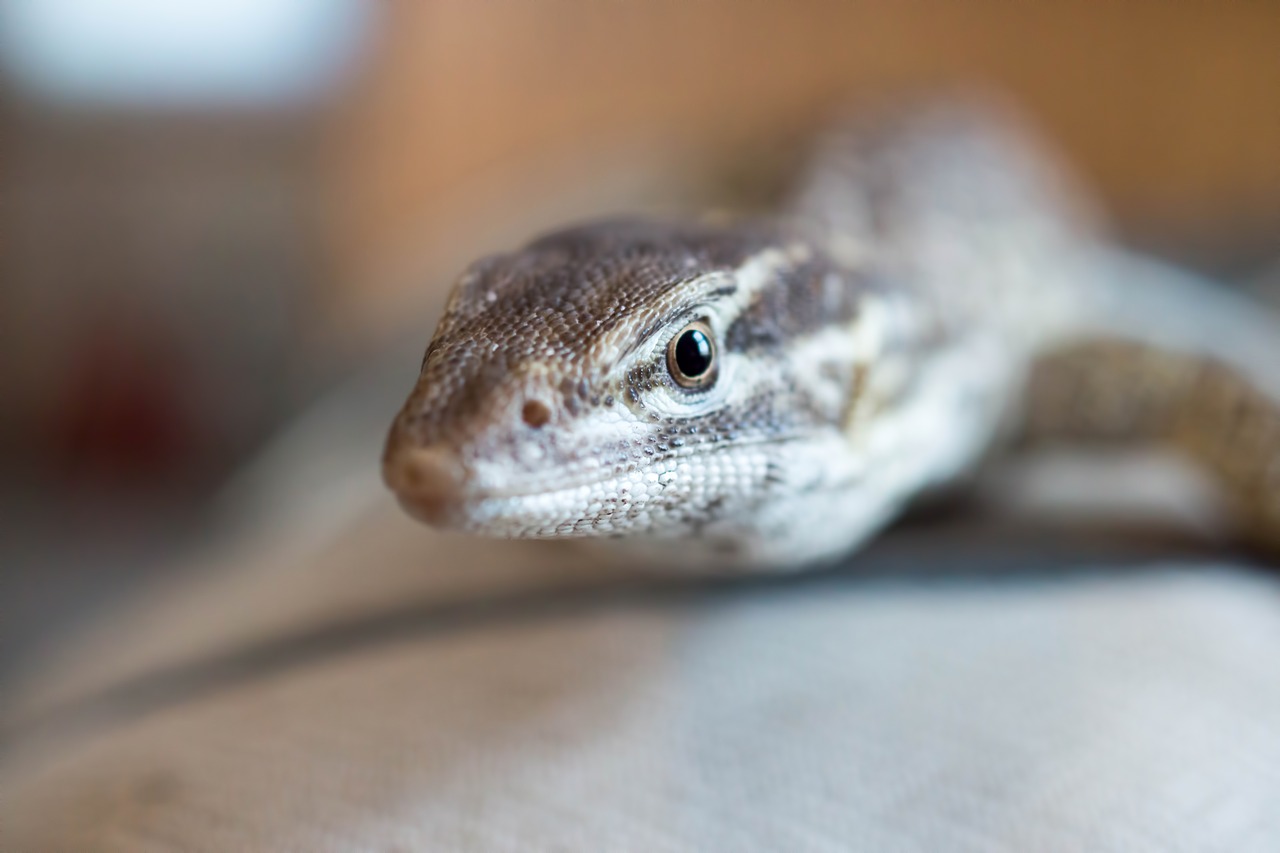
[521,399,552,428]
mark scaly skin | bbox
[382,98,1280,569]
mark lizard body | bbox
[383,98,1280,569]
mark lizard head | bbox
[383,218,870,557]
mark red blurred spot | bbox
[49,318,195,488]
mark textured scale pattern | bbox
[384,97,1280,568]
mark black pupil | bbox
[674,328,713,378]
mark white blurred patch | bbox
[979,447,1229,537]
[0,0,369,106]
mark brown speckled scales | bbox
[383,96,1280,569]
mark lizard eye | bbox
[667,320,717,389]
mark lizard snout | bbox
[382,444,468,526]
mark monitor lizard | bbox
[382,97,1280,569]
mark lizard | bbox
[381,96,1280,570]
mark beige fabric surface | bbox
[4,556,1280,852]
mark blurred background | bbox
[4,0,1280,687]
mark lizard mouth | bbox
[385,436,805,535]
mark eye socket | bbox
[666,320,717,389]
